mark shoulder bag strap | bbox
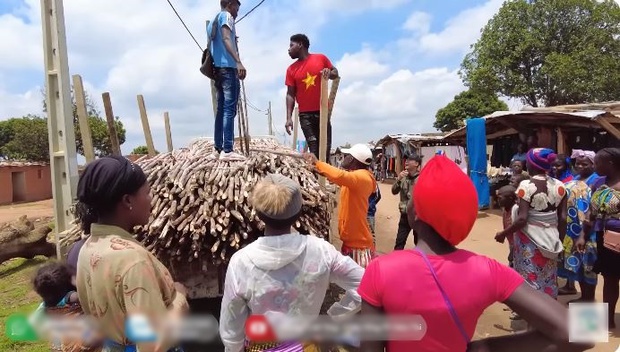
[206,13,220,50]
[414,248,470,343]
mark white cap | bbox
[341,144,373,165]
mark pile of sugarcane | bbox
[59,137,335,270]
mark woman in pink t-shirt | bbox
[358,155,593,352]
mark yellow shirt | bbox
[76,223,188,350]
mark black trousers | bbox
[394,212,417,250]
[299,111,332,162]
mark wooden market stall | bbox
[444,103,620,164]
[375,133,466,177]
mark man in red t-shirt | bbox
[284,34,339,162]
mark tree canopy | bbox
[131,145,159,155]
[0,88,127,162]
[434,90,508,132]
[460,0,620,107]
[0,116,49,161]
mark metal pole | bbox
[41,0,79,259]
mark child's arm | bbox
[68,291,79,304]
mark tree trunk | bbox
[0,216,56,264]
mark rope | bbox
[235,0,267,23]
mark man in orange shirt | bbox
[303,143,376,268]
[285,33,339,162]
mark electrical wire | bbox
[235,0,267,23]
[165,0,203,51]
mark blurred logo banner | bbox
[569,303,608,343]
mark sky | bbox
[0,0,526,154]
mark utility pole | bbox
[267,101,273,136]
[41,0,79,259]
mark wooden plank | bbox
[72,74,95,162]
[595,116,620,140]
[101,92,121,156]
[164,112,173,152]
[556,127,566,154]
[292,106,299,150]
[136,95,157,157]
[319,76,329,187]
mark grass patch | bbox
[0,256,50,352]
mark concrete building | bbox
[0,161,52,205]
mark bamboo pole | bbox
[136,95,156,157]
[319,76,329,187]
[292,106,299,150]
[164,112,173,152]
[72,74,95,162]
[101,92,121,156]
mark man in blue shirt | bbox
[367,185,381,248]
[207,0,247,161]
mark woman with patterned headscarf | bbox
[358,154,592,352]
[557,150,599,299]
[501,148,567,300]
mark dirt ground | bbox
[0,200,53,223]
[2,188,620,350]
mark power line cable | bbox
[165,0,203,51]
[235,0,267,23]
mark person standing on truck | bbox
[219,174,364,352]
[304,143,376,267]
[208,0,247,161]
[74,156,189,352]
[392,154,421,249]
[284,34,339,162]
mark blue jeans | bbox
[214,67,240,153]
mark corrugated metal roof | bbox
[0,161,48,167]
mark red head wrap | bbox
[413,155,478,246]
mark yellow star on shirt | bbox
[301,72,317,90]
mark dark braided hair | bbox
[73,156,147,234]
[33,262,75,307]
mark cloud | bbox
[399,0,504,56]
[0,0,505,154]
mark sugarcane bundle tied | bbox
[59,138,335,271]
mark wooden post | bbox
[136,95,156,157]
[292,106,299,150]
[206,20,218,119]
[72,74,95,163]
[102,92,121,156]
[556,128,566,155]
[164,112,173,152]
[319,76,329,187]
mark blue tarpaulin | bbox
[466,118,489,209]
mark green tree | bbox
[460,0,620,107]
[131,145,159,155]
[0,116,49,161]
[42,87,126,157]
[434,89,508,132]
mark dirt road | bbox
[0,200,53,223]
[371,183,619,351]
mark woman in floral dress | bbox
[557,150,599,299]
[503,148,568,299]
